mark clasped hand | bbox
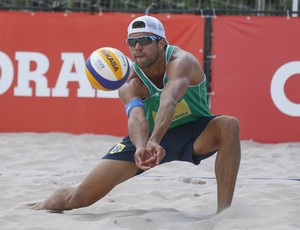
[134,141,166,170]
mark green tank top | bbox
[133,45,212,133]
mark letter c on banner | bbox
[270,61,300,117]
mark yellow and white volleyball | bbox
[85,47,130,91]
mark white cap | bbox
[127,15,166,38]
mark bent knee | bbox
[218,116,240,138]
[194,116,240,154]
[221,116,240,131]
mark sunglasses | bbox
[126,36,161,47]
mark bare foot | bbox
[24,202,63,213]
[24,202,44,210]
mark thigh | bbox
[193,115,228,156]
[158,116,216,164]
[76,159,139,205]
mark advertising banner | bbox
[0,12,204,136]
[211,16,300,142]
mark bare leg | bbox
[214,117,241,213]
[194,116,241,213]
[27,159,139,212]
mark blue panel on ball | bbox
[86,56,129,90]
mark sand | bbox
[0,132,299,230]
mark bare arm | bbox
[149,50,196,145]
[146,49,204,165]
[149,77,189,143]
[119,75,149,147]
[118,73,155,169]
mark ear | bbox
[158,39,167,50]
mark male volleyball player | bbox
[27,15,241,214]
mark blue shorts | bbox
[102,116,217,166]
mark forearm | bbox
[149,99,176,143]
[148,72,189,143]
[128,113,149,148]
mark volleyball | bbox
[85,47,130,91]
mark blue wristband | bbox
[125,98,145,117]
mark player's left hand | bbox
[134,147,157,170]
[134,142,165,170]
[146,140,166,166]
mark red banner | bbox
[211,16,300,142]
[0,12,204,136]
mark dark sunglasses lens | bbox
[139,37,153,45]
[127,37,154,47]
[126,39,136,47]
